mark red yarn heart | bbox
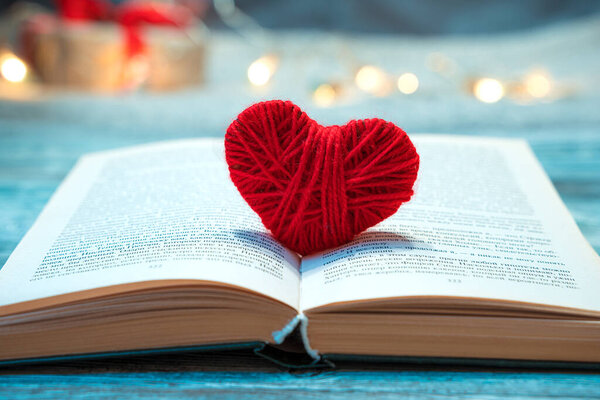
[225,100,419,256]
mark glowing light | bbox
[473,78,504,103]
[247,55,278,86]
[1,55,27,83]
[524,71,552,98]
[313,83,337,107]
[397,73,419,94]
[355,65,387,94]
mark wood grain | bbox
[2,350,600,399]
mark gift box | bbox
[21,3,206,92]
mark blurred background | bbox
[0,0,599,263]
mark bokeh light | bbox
[397,72,419,94]
[1,55,27,83]
[313,83,337,107]
[524,70,552,98]
[355,65,387,94]
[473,78,504,103]
[247,55,278,86]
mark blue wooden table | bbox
[1,17,600,398]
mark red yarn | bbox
[225,100,420,256]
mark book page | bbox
[300,135,600,312]
[0,139,300,310]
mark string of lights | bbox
[0,0,578,105]
[213,1,568,108]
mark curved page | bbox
[301,135,600,313]
[0,139,300,311]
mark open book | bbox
[1,135,599,367]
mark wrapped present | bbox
[21,1,206,92]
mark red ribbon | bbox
[55,0,193,57]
